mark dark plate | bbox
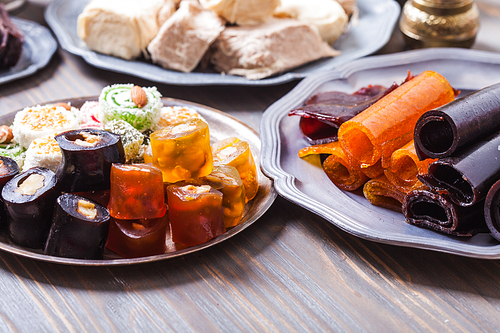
[260,48,500,259]
[0,17,57,85]
[0,97,276,266]
[44,0,399,86]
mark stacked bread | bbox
[77,0,354,80]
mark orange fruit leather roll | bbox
[363,175,427,212]
[384,140,437,192]
[299,142,373,191]
[363,175,406,212]
[338,70,455,167]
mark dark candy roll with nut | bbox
[414,83,500,160]
[44,193,110,259]
[0,156,19,189]
[1,167,58,248]
[418,131,500,207]
[403,188,487,237]
[55,129,125,192]
[484,179,500,242]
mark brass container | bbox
[399,0,480,49]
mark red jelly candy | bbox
[105,215,169,258]
[108,164,166,220]
[167,184,225,247]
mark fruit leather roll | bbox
[403,188,487,237]
[44,194,110,259]
[418,131,500,207]
[483,179,500,242]
[363,175,406,212]
[384,140,436,191]
[1,167,59,248]
[321,142,369,191]
[55,129,125,193]
[414,83,500,160]
[338,71,455,167]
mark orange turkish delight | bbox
[202,165,246,228]
[167,184,225,247]
[151,118,213,183]
[212,137,258,202]
[107,164,166,220]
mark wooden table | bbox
[1,1,500,332]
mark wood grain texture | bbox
[0,1,500,332]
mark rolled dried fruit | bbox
[363,175,406,213]
[167,184,225,247]
[289,84,396,144]
[151,118,213,183]
[44,194,111,259]
[418,130,500,207]
[414,83,500,160]
[212,137,258,202]
[403,188,487,237]
[384,140,436,192]
[484,179,500,242]
[55,129,125,193]
[338,70,455,167]
[2,167,59,248]
[318,141,369,191]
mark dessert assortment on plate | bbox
[76,0,355,80]
[0,3,24,69]
[0,84,259,260]
[290,71,500,240]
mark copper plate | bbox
[0,97,276,266]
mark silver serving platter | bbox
[44,0,399,86]
[260,48,500,259]
[0,97,276,266]
[0,18,57,85]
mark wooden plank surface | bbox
[0,1,500,332]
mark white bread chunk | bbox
[210,18,340,80]
[77,0,166,60]
[199,0,280,26]
[274,0,348,45]
[148,1,225,73]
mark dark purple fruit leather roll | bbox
[414,83,500,160]
[403,188,487,237]
[418,130,500,207]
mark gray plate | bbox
[44,0,399,86]
[0,97,276,266]
[0,18,57,85]
[260,48,500,259]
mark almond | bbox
[131,85,147,108]
[53,102,72,111]
[0,125,13,144]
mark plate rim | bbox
[43,0,400,86]
[0,96,277,266]
[260,47,500,259]
[0,17,58,85]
